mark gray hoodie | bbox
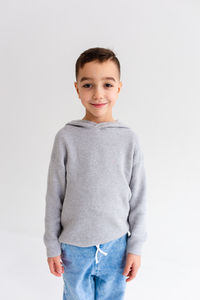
[43,119,147,257]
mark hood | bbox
[65,119,130,129]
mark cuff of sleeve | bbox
[46,243,61,258]
[126,233,147,256]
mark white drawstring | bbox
[95,244,108,264]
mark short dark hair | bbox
[75,47,121,81]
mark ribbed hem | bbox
[45,244,61,258]
[126,238,146,256]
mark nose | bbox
[93,87,103,100]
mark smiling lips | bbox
[91,103,107,108]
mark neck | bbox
[82,113,115,123]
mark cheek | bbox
[107,94,117,103]
[80,91,91,100]
[107,90,118,99]
[80,90,87,96]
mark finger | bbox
[54,261,64,276]
[49,260,58,276]
[49,260,63,277]
[126,266,137,282]
[123,264,133,276]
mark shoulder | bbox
[121,122,140,146]
[54,125,66,137]
[123,123,144,159]
[54,119,76,137]
[116,119,138,138]
[51,124,69,146]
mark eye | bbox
[83,84,92,88]
[105,83,113,88]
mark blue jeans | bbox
[60,232,128,300]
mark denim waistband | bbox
[94,232,128,264]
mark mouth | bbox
[91,103,107,108]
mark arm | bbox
[126,134,148,256]
[43,130,67,258]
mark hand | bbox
[123,253,141,282]
[47,255,64,277]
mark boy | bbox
[43,47,147,299]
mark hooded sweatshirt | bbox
[43,119,147,258]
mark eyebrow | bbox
[80,76,116,82]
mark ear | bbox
[74,81,80,98]
[117,81,122,93]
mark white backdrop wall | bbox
[0,0,199,299]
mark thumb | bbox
[54,257,64,274]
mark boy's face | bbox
[74,60,122,121]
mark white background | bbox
[0,0,200,299]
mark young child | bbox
[43,47,148,299]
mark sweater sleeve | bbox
[126,134,148,256]
[43,130,67,258]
